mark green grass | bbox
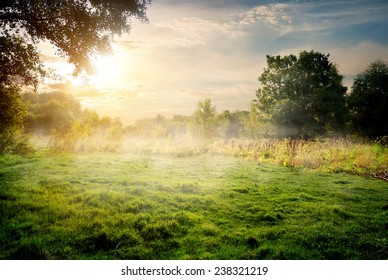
[0,152,387,259]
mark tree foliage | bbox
[241,100,273,138]
[48,108,125,152]
[24,92,82,134]
[0,0,151,77]
[0,85,30,153]
[0,36,46,88]
[256,50,348,138]
[348,60,388,138]
[194,98,217,137]
[216,110,244,139]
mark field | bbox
[1,151,388,260]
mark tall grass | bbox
[214,138,388,180]
[32,132,388,180]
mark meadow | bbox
[1,147,387,259]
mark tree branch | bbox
[0,12,67,23]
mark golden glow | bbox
[68,54,124,88]
[71,75,86,87]
[91,55,123,88]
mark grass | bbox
[0,152,387,259]
[216,138,388,180]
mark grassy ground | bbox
[0,152,387,259]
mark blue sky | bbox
[43,0,388,124]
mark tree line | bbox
[1,52,388,153]
[1,51,388,154]
[254,51,388,140]
[122,51,388,142]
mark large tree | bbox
[348,60,388,138]
[0,0,151,153]
[256,50,347,138]
[0,0,151,77]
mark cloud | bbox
[156,17,227,33]
[153,16,244,47]
[236,3,292,27]
[116,40,144,50]
[231,0,388,39]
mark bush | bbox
[0,85,31,154]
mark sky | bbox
[41,0,388,124]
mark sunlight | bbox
[70,74,87,87]
[91,54,123,88]
[68,54,123,88]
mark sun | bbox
[91,54,123,88]
[69,54,124,88]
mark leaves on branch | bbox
[0,0,152,84]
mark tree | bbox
[348,60,388,138]
[193,98,217,137]
[242,100,273,138]
[0,36,46,89]
[24,92,82,134]
[0,0,151,77]
[0,0,151,153]
[216,110,244,139]
[0,85,29,153]
[256,50,348,138]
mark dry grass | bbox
[215,138,388,180]
[33,133,388,180]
